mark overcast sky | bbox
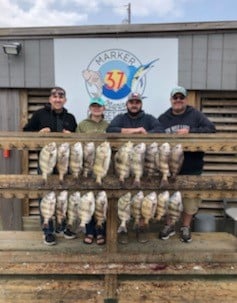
[0,0,236,27]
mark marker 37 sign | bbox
[82,48,158,121]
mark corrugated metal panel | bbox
[0,39,54,88]
[179,33,237,90]
[0,89,22,230]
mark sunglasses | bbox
[172,95,185,100]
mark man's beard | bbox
[128,109,142,117]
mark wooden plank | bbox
[203,108,237,113]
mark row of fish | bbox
[114,141,184,188]
[117,191,183,233]
[39,141,184,187]
[40,190,108,233]
[39,141,111,184]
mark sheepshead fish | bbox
[94,191,108,228]
[131,191,144,229]
[168,191,183,225]
[130,142,146,187]
[155,191,169,221]
[141,191,158,226]
[69,142,83,179]
[67,191,81,228]
[39,142,57,182]
[56,142,70,183]
[93,141,111,185]
[144,142,159,178]
[169,144,184,180]
[159,142,171,188]
[56,190,68,226]
[40,191,56,228]
[114,141,134,184]
[83,142,95,178]
[77,191,95,233]
[117,192,132,233]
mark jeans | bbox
[85,216,106,237]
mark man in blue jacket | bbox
[158,86,216,243]
[106,92,164,134]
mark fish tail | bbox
[117,225,127,233]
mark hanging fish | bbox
[130,142,146,187]
[155,191,169,221]
[39,142,57,183]
[56,190,68,228]
[40,191,56,228]
[94,191,108,228]
[168,191,183,225]
[169,144,184,181]
[77,191,95,234]
[69,142,83,179]
[117,192,132,233]
[93,141,111,185]
[144,142,159,178]
[83,142,95,178]
[67,191,81,228]
[159,142,171,188]
[56,142,70,184]
[131,191,144,229]
[114,141,133,184]
[141,191,158,226]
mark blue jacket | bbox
[106,110,164,133]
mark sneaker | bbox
[44,234,56,246]
[180,226,192,243]
[159,225,176,240]
[136,227,148,243]
[63,228,77,240]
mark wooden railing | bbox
[0,132,236,301]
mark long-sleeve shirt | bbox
[106,110,164,133]
[23,104,77,132]
[76,118,108,133]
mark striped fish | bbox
[131,191,144,229]
[168,191,183,225]
[144,142,159,178]
[130,142,146,187]
[56,142,70,184]
[56,190,68,226]
[94,191,108,228]
[40,191,56,228]
[69,142,83,179]
[117,192,132,233]
[67,191,81,228]
[155,191,169,221]
[141,191,157,226]
[83,142,95,178]
[39,142,57,183]
[77,191,95,234]
[93,141,111,185]
[114,141,133,184]
[159,142,171,188]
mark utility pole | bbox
[127,3,131,24]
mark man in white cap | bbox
[106,92,164,133]
[158,86,216,243]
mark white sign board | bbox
[54,38,178,123]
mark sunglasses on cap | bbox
[50,90,65,98]
[172,95,185,100]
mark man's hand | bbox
[176,128,190,134]
[39,127,51,133]
[121,127,147,134]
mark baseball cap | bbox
[127,92,143,102]
[89,97,105,106]
[170,86,187,97]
